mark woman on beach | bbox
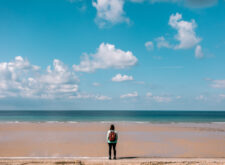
[107,124,118,160]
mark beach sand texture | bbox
[0,158,225,165]
[0,122,225,158]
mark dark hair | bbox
[110,124,115,130]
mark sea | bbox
[0,110,225,123]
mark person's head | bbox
[110,124,115,131]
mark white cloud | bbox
[91,0,215,28]
[72,92,111,100]
[195,45,204,59]
[130,0,217,8]
[146,92,153,97]
[152,13,202,58]
[38,59,79,98]
[146,92,172,103]
[92,82,100,86]
[92,0,129,27]
[185,0,218,8]
[169,13,201,49]
[145,41,154,51]
[73,43,138,72]
[155,36,171,48]
[0,57,79,99]
[120,91,138,98]
[195,95,207,101]
[211,80,225,88]
[153,96,172,103]
[95,95,112,100]
[219,94,225,99]
[129,0,145,2]
[176,96,182,99]
[71,93,92,99]
[112,74,133,82]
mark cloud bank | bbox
[0,56,79,99]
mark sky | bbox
[0,0,225,110]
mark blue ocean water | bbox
[0,110,225,123]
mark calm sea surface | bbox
[0,110,225,123]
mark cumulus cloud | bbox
[37,59,79,98]
[112,74,133,82]
[91,0,216,27]
[145,41,154,51]
[151,13,202,58]
[152,13,202,57]
[73,43,138,72]
[92,0,129,27]
[169,13,201,49]
[195,45,204,59]
[0,56,79,99]
[120,91,138,98]
[155,36,171,48]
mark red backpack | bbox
[108,131,116,142]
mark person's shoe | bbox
[108,157,111,160]
[113,157,116,160]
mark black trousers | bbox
[108,143,116,158]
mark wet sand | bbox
[0,122,225,158]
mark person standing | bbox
[107,124,118,160]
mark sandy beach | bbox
[0,158,225,165]
[0,122,225,159]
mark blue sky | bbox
[0,0,225,110]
